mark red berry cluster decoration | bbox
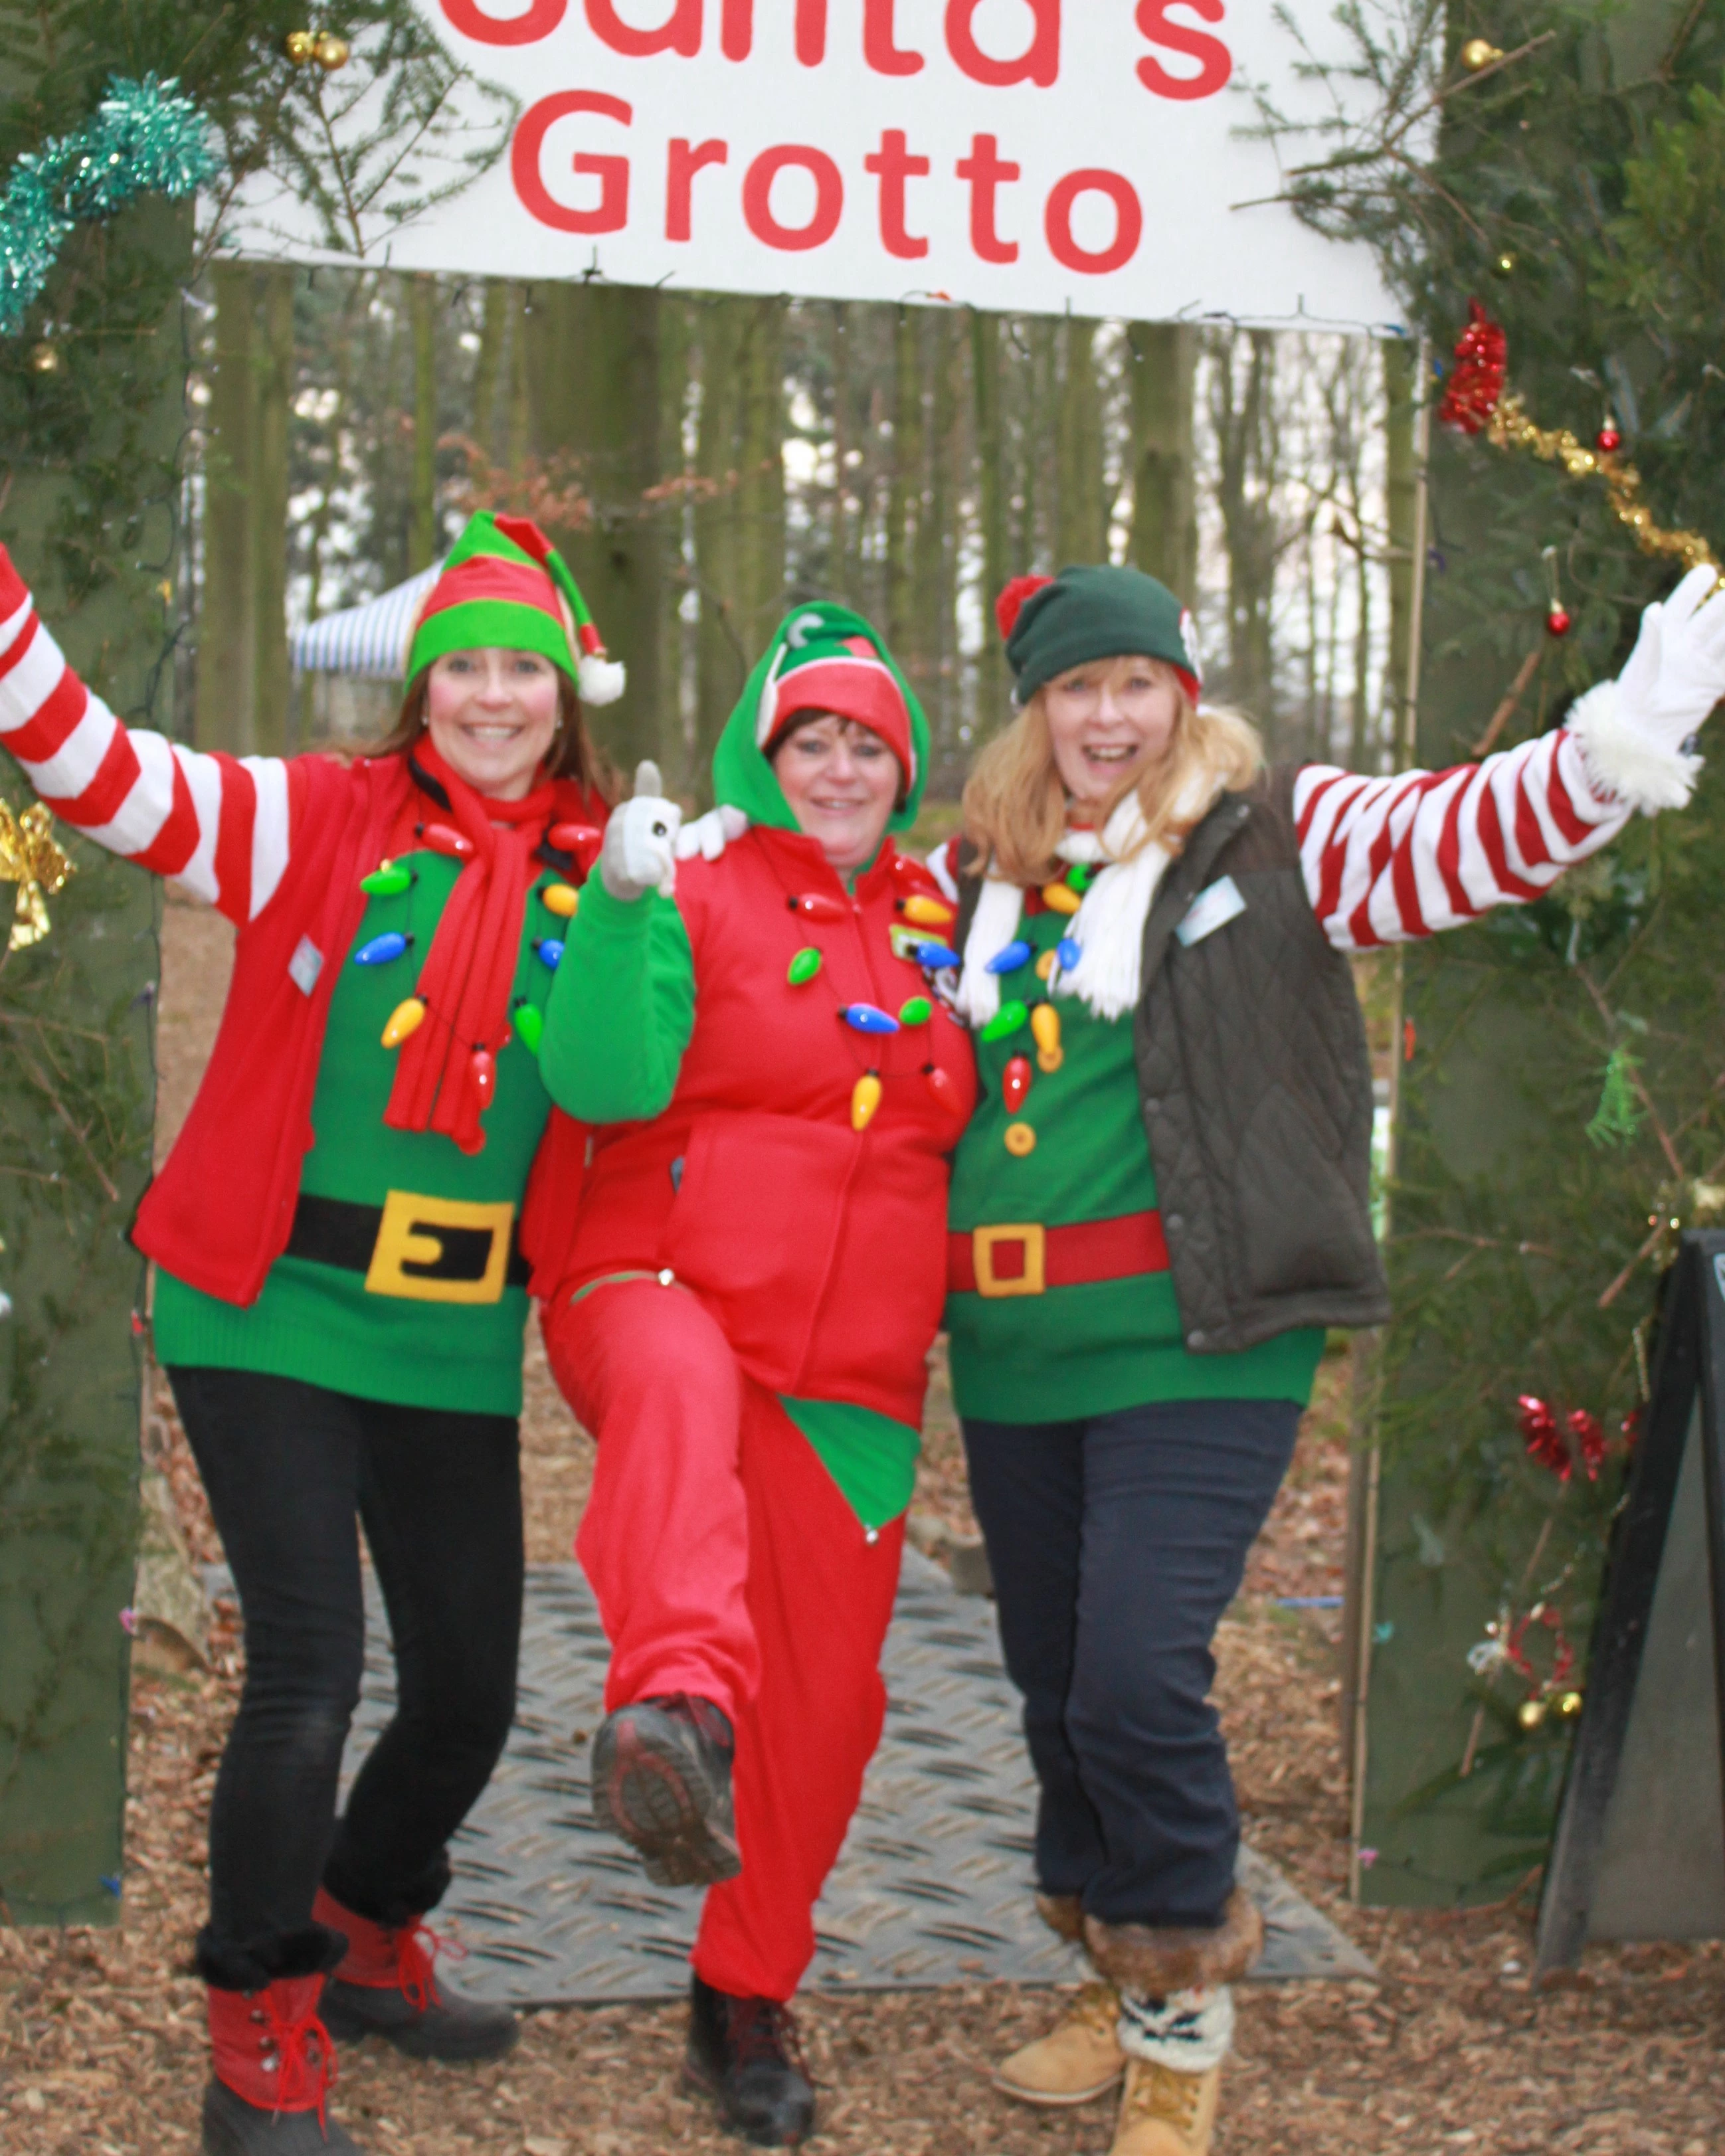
[1518,1395,1608,1482]
[1438,300,1508,435]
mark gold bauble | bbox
[27,341,60,375]
[314,31,351,68]
[1517,1698,1548,1731]
[1557,1690,1584,1718]
[1460,38,1504,69]
[1492,251,1516,278]
[284,29,318,62]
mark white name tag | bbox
[288,936,324,996]
[1176,875,1247,948]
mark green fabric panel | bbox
[151,848,559,1415]
[947,904,1323,1420]
[709,600,929,836]
[539,874,696,1125]
[779,1397,921,1530]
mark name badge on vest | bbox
[1176,875,1247,949]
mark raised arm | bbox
[0,544,297,925]
[1298,566,1725,950]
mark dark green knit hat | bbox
[998,565,1202,707]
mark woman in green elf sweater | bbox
[0,509,717,2156]
[926,561,1725,2156]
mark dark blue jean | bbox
[961,1397,1301,1930]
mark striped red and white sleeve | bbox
[0,551,296,925]
[1293,727,1633,952]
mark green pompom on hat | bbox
[997,564,1202,707]
[404,510,625,705]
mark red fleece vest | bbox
[556,828,979,1427]
[134,752,597,1308]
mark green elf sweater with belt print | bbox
[153,849,566,1416]
[946,898,1325,1425]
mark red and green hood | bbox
[710,601,929,835]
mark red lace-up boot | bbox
[313,1888,518,2062]
[203,1977,361,2154]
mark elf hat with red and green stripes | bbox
[404,511,625,705]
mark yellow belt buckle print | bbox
[365,1191,517,1304]
[974,1221,1047,1299]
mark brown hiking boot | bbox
[1108,2058,1222,2156]
[993,1981,1125,2106]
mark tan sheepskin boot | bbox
[993,1980,1125,2106]
[1108,2056,1222,2156]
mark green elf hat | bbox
[712,601,930,836]
[403,510,626,705]
[998,564,1202,708]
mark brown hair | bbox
[374,664,614,800]
[960,656,1263,885]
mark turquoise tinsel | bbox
[1,75,221,338]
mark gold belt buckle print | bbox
[365,1191,517,1304]
[973,1222,1047,1299]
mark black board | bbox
[1536,1231,1725,1971]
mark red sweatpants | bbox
[542,1277,905,2001]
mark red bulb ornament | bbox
[418,821,476,861]
[1546,606,1572,638]
[1002,1055,1033,1115]
[548,821,604,873]
[924,1063,961,1114]
[472,1047,496,1109]
[788,892,851,924]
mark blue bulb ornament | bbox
[842,1002,901,1036]
[985,939,1034,976]
[535,938,565,970]
[353,931,410,966]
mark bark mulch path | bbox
[5,901,1723,2154]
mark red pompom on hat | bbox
[996,575,1055,643]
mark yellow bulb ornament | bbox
[1031,1004,1063,1074]
[852,1073,883,1132]
[900,895,956,929]
[541,882,580,919]
[1041,880,1082,917]
[381,996,427,1049]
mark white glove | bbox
[674,803,750,862]
[599,761,683,901]
[1570,563,1725,814]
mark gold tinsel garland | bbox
[1485,393,1717,573]
[0,800,72,951]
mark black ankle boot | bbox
[590,1694,741,1887]
[684,1975,816,2147]
[202,2078,365,2153]
[312,1891,517,2062]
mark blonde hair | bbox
[960,656,1263,885]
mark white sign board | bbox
[227,0,1403,331]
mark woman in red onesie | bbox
[538,602,976,2147]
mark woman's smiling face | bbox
[424,648,561,801]
[1042,654,1183,811]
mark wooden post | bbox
[252,268,294,754]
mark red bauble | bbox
[1546,606,1572,638]
[1595,425,1621,454]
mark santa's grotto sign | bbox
[227,0,1402,327]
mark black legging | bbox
[169,1367,523,1990]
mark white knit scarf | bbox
[954,771,1223,1027]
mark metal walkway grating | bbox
[335,1550,1373,2003]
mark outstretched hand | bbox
[598,760,683,903]
[1615,562,1725,757]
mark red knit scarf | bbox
[383,742,573,1156]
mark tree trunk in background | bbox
[506,284,532,479]
[887,306,923,652]
[1020,317,1055,571]
[911,313,948,722]
[970,310,1009,723]
[197,264,292,753]
[251,267,294,753]
[735,296,787,657]
[922,314,960,761]
[830,303,857,602]
[1056,317,1106,568]
[694,299,746,781]
[1127,321,1198,599]
[197,262,256,751]
[472,278,510,466]
[1210,328,1279,730]
[523,282,664,771]
[409,274,439,572]
[658,296,695,786]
